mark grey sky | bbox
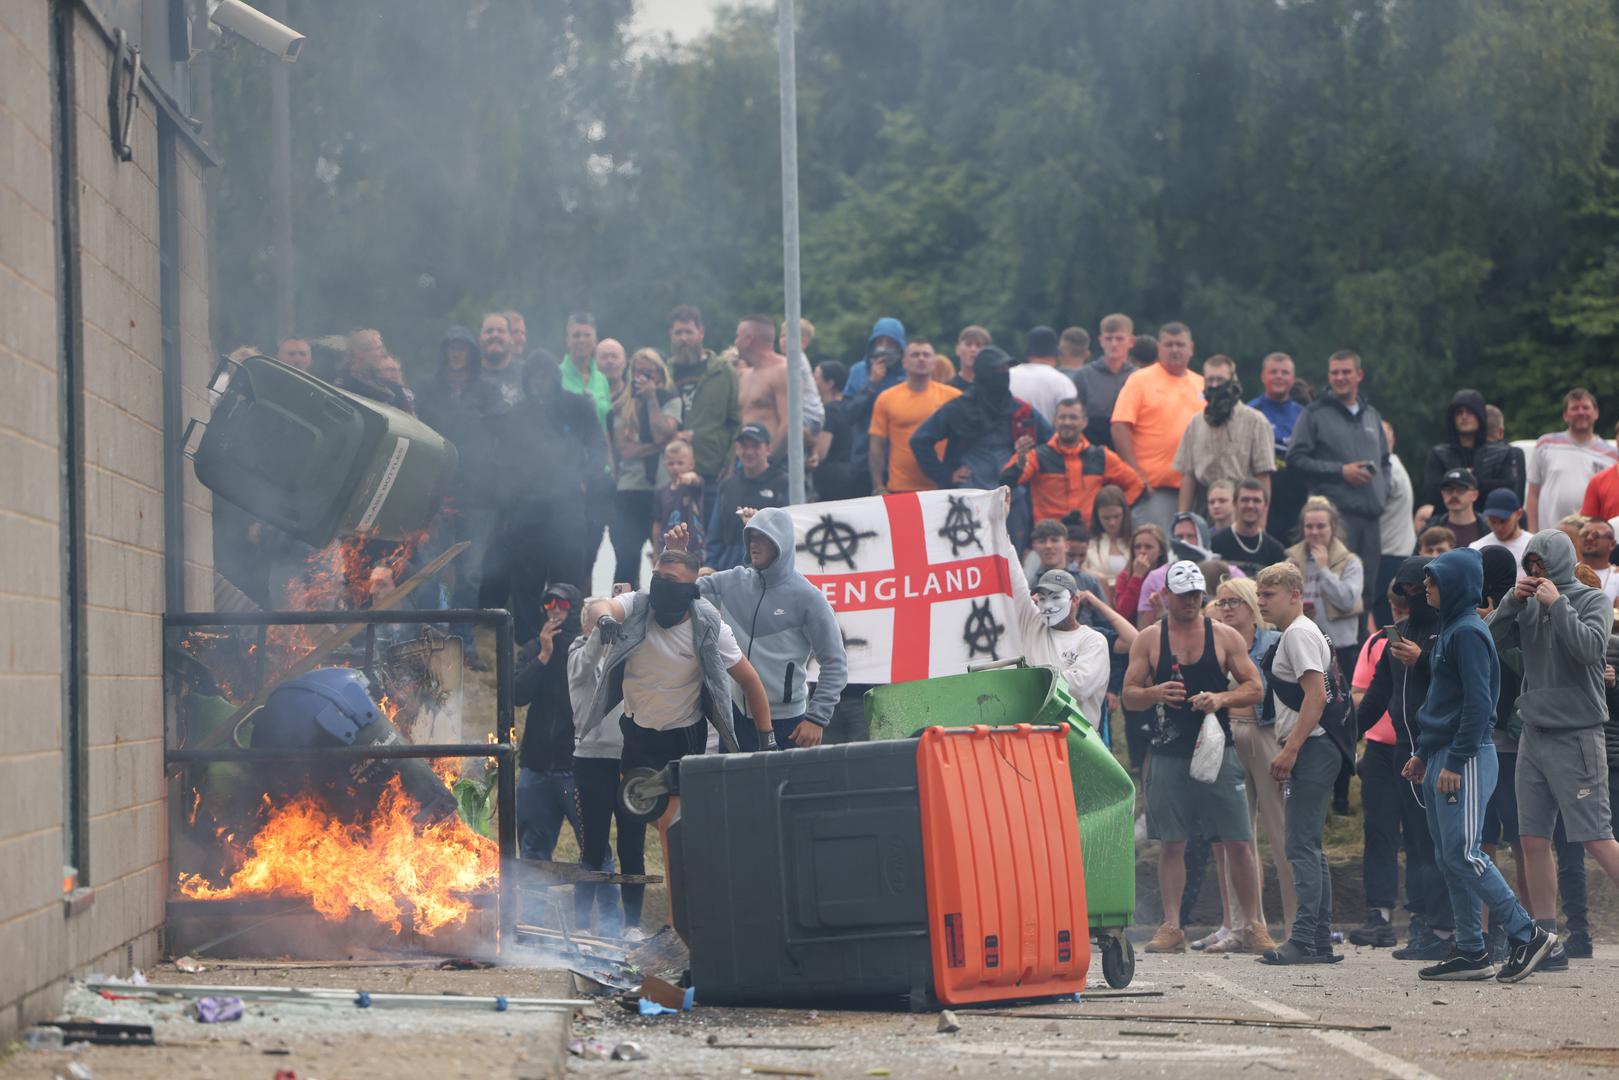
[631,0,763,44]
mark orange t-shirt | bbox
[1110,365,1205,489]
[870,380,961,493]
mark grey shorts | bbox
[1145,747,1253,844]
[1517,726,1614,843]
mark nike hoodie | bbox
[1486,529,1611,732]
[1414,548,1499,764]
[696,506,849,727]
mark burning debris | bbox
[178,775,498,935]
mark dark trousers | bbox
[1555,815,1588,936]
[732,705,805,751]
[1360,740,1452,928]
[1340,512,1383,610]
[1371,553,1405,632]
[1285,736,1342,948]
[611,488,654,589]
[572,755,646,934]
[824,691,870,745]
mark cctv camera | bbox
[209,0,305,62]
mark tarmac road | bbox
[570,944,1619,1079]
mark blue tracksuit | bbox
[1416,549,1534,954]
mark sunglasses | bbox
[542,596,574,612]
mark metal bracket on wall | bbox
[110,28,142,162]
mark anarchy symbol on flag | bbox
[787,488,1025,685]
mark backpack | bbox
[1260,631,1356,766]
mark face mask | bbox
[648,575,700,628]
[1035,589,1073,627]
[1204,379,1242,426]
[977,367,1011,397]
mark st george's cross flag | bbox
[786,488,1025,685]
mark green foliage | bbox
[206,0,1619,459]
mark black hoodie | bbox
[1356,556,1439,753]
[1421,389,1523,509]
[486,352,607,507]
[414,326,504,498]
[516,582,583,772]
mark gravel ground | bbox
[0,964,575,1080]
[568,943,1619,1079]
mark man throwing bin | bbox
[1123,560,1266,953]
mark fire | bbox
[177,776,498,934]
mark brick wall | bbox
[0,1,213,1037]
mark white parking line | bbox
[1200,972,1444,1080]
[952,1041,1296,1063]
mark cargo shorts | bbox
[1517,725,1614,843]
[1144,746,1253,844]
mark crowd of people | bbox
[224,306,1619,976]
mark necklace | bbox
[1231,528,1264,556]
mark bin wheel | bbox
[1101,934,1135,989]
[618,767,670,825]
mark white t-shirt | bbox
[1271,616,1332,743]
[1528,432,1618,527]
[619,592,742,731]
[1380,455,1417,555]
[1592,564,1619,604]
[1009,363,1079,425]
[1469,528,1530,567]
[1005,559,1110,726]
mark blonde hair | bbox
[619,347,671,428]
[1217,576,1271,629]
[1299,494,1341,540]
[1099,313,1134,335]
[1256,561,1304,593]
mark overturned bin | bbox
[865,664,1138,988]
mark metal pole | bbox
[777,0,805,505]
[268,0,295,340]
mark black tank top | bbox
[1151,617,1231,757]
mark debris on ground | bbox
[936,1009,961,1034]
[612,1040,649,1061]
[567,1037,611,1060]
[195,996,246,1023]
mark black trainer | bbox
[1564,931,1593,959]
[1497,926,1557,983]
[1392,930,1452,961]
[1419,951,1495,981]
[1538,941,1569,972]
[1349,910,1397,948]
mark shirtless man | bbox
[735,314,790,456]
[1121,560,1266,953]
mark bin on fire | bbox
[865,664,1139,988]
[191,355,457,547]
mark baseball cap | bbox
[1440,467,1478,490]
[736,422,771,445]
[1165,560,1207,595]
[1034,569,1079,595]
[1481,488,1522,520]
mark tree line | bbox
[207,0,1619,461]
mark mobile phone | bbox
[1384,624,1404,646]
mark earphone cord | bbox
[1398,658,1425,810]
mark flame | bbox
[177,776,497,934]
[187,788,202,827]
[430,757,461,786]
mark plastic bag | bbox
[1189,712,1225,784]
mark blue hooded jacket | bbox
[1414,548,1500,763]
[842,317,907,396]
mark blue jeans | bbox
[731,707,807,751]
[517,767,582,861]
[1423,744,1534,955]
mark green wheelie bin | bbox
[864,664,1139,987]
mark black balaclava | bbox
[973,346,1014,403]
[1204,377,1242,426]
[648,574,700,628]
[524,350,562,403]
[1395,556,1438,635]
[1479,545,1517,609]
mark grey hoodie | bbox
[1486,529,1611,731]
[696,506,848,726]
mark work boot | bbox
[1145,924,1187,953]
[1242,924,1278,953]
[1348,910,1397,948]
[1563,931,1593,959]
